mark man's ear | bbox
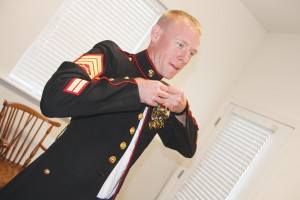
[150,24,162,44]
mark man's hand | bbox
[135,78,187,113]
[135,78,169,107]
[135,78,187,125]
[162,86,187,114]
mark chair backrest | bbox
[0,100,61,168]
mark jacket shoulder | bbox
[93,40,120,51]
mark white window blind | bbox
[170,104,293,200]
[5,0,166,100]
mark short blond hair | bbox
[157,10,202,35]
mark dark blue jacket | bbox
[0,40,198,200]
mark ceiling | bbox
[240,0,300,34]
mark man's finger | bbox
[160,83,168,92]
[166,86,180,94]
[158,90,169,99]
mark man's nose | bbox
[178,50,190,64]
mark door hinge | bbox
[214,117,221,126]
[177,170,184,179]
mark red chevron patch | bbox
[74,54,104,79]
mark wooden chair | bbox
[0,100,61,188]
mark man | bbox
[0,10,201,200]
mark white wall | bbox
[119,0,266,199]
[0,0,276,199]
[161,0,266,128]
[228,33,300,200]
[158,33,300,200]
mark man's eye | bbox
[190,52,195,57]
[177,42,184,49]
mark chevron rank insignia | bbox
[63,78,89,95]
[74,54,104,80]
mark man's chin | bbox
[164,74,176,80]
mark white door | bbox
[157,103,293,200]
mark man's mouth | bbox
[170,63,179,70]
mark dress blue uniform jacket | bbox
[0,40,198,200]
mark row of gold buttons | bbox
[108,112,143,164]
[108,126,135,164]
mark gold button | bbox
[128,57,132,61]
[120,142,127,150]
[129,127,135,135]
[109,78,114,81]
[138,113,143,120]
[148,69,154,77]
[44,168,50,175]
[109,156,116,164]
[124,76,129,79]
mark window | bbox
[4,0,166,100]
[158,103,293,200]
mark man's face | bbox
[149,19,200,79]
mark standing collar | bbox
[134,50,163,80]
